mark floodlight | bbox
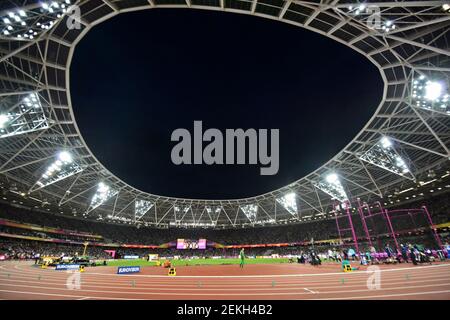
[31,151,83,192]
[135,200,154,220]
[1,1,68,40]
[380,136,392,149]
[360,136,414,180]
[87,182,118,213]
[314,173,348,203]
[0,92,49,138]
[411,75,448,113]
[240,204,258,222]
[276,193,298,216]
[326,173,338,184]
[205,206,222,225]
[174,205,190,222]
[425,82,442,101]
[58,151,72,163]
[0,114,8,128]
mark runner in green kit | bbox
[239,248,245,268]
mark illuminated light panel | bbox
[184,222,215,227]
[30,151,83,192]
[342,6,396,33]
[174,205,190,223]
[314,173,349,203]
[0,1,72,40]
[276,192,298,216]
[134,200,153,220]
[205,206,222,225]
[380,20,396,33]
[359,136,414,180]
[333,199,351,212]
[106,215,133,223]
[87,182,118,213]
[411,75,449,114]
[0,93,49,138]
[240,204,258,223]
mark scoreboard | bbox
[176,239,207,249]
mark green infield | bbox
[104,259,157,267]
[171,258,291,266]
[103,257,292,267]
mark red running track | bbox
[1,261,450,300]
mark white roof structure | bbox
[0,0,449,228]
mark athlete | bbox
[239,248,245,268]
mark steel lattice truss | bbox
[0,0,449,228]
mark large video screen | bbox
[176,239,206,249]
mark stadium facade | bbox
[0,0,449,229]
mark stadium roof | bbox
[0,0,449,228]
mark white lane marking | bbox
[303,288,317,294]
[309,290,450,300]
[0,289,139,300]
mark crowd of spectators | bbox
[0,239,111,260]
[0,225,102,243]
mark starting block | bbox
[41,264,47,269]
[168,267,176,276]
[79,265,85,272]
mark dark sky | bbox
[71,9,383,200]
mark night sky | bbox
[71,9,383,200]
